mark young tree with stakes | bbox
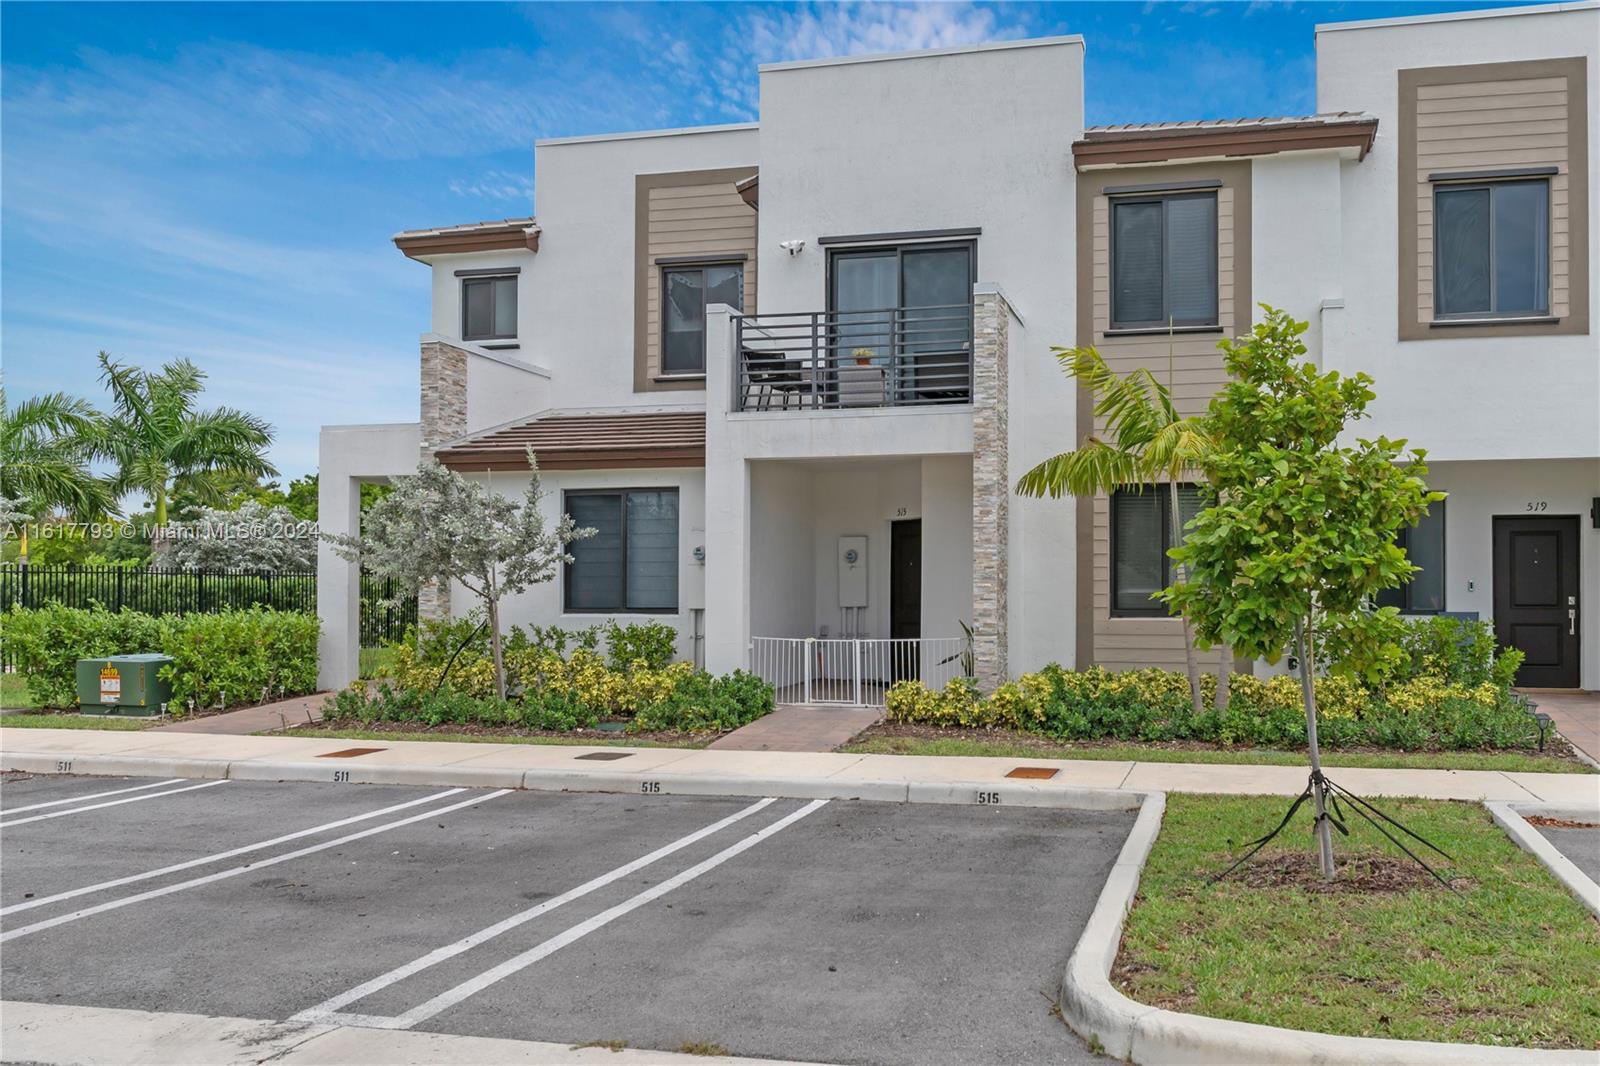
[1163,308,1441,880]
[326,452,592,700]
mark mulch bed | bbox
[296,718,713,745]
[1227,851,1465,894]
[847,719,1583,763]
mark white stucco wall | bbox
[316,422,423,690]
[755,39,1085,675]
[1316,4,1600,462]
[524,125,757,412]
[1252,151,1347,364]
[470,466,708,664]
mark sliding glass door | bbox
[828,242,973,401]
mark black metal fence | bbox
[0,565,417,648]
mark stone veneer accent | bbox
[417,339,469,619]
[971,290,1011,690]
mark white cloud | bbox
[448,169,535,204]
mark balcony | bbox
[733,304,973,413]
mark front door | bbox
[890,519,922,640]
[1493,515,1581,688]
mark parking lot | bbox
[0,772,1131,1065]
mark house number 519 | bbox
[1526,501,1548,512]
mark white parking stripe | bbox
[290,796,778,1025]
[359,799,829,1032]
[2,779,187,815]
[0,789,512,942]
[1,788,467,917]
[0,780,229,828]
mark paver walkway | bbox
[155,693,326,735]
[709,703,881,752]
[1527,690,1600,762]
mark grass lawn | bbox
[0,712,153,730]
[280,725,709,749]
[841,732,1592,774]
[1117,794,1600,1049]
[359,645,397,679]
[0,672,44,711]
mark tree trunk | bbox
[1215,646,1233,710]
[1295,613,1336,881]
[486,583,507,702]
[1169,484,1204,713]
[154,489,168,527]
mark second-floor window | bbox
[662,263,743,375]
[462,274,517,342]
[1434,178,1549,319]
[1111,192,1218,330]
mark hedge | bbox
[4,604,319,711]
[325,616,774,734]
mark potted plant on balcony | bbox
[851,347,875,367]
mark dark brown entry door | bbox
[890,520,922,640]
[1493,516,1581,688]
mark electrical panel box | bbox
[76,654,173,716]
[838,535,868,607]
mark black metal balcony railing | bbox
[733,304,973,412]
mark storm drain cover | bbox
[575,751,633,761]
[1005,766,1059,780]
[317,747,387,758]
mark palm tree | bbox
[94,353,277,526]
[1015,347,1233,713]
[0,385,115,562]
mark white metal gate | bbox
[749,636,966,707]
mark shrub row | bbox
[4,604,320,711]
[887,665,1535,751]
[326,615,774,734]
[326,665,773,735]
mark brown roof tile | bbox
[434,410,705,471]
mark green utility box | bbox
[76,654,174,716]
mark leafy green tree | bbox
[1016,347,1225,712]
[94,352,276,526]
[1,387,114,561]
[327,454,592,699]
[1163,308,1441,879]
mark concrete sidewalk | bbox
[3,726,1596,806]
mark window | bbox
[1376,504,1446,614]
[662,264,742,374]
[828,243,974,361]
[1434,179,1548,319]
[462,275,517,341]
[1111,484,1203,617]
[1110,192,1218,330]
[564,489,679,613]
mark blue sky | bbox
[1,0,1533,483]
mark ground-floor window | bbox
[1376,503,1446,614]
[563,489,679,613]
[1111,484,1203,617]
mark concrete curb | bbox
[1058,792,1588,1065]
[1490,801,1600,920]
[0,750,1147,812]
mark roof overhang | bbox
[1073,118,1378,170]
[735,173,759,211]
[434,410,706,472]
[393,218,541,260]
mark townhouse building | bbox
[317,2,1599,701]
